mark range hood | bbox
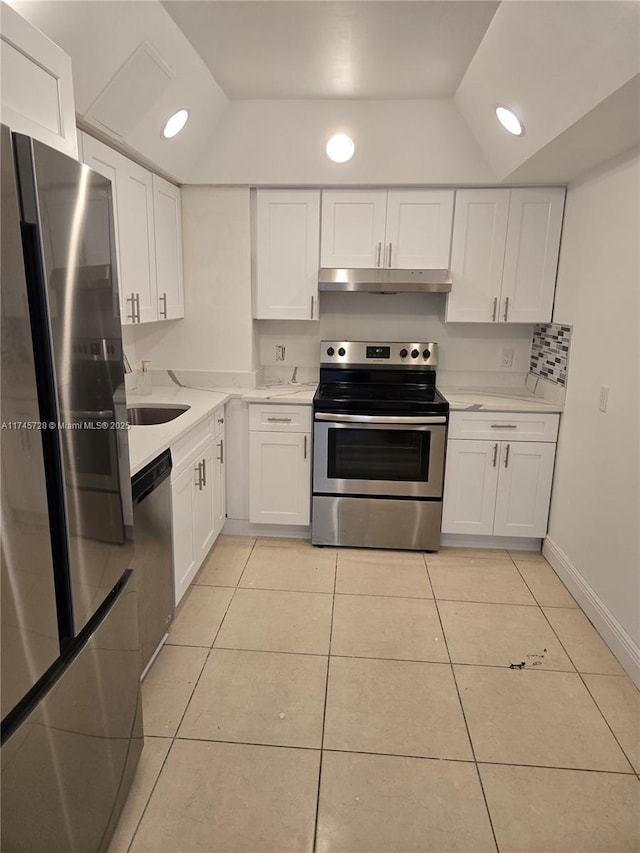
[318,268,452,294]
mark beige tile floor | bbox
[109,536,640,853]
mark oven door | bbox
[313,413,447,498]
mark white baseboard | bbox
[440,534,541,551]
[543,536,640,688]
[222,519,311,540]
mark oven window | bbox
[328,428,431,482]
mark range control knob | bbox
[327,347,335,356]
[338,347,346,357]
[399,348,408,358]
[411,348,419,359]
[422,348,431,360]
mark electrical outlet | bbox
[599,385,609,413]
[500,348,514,369]
[275,345,286,362]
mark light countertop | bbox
[127,380,561,476]
[127,384,316,476]
[440,386,563,413]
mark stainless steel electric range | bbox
[312,341,449,552]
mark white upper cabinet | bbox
[500,188,565,323]
[153,175,184,320]
[81,133,184,325]
[384,190,454,269]
[320,191,387,267]
[117,157,157,324]
[320,189,454,269]
[446,189,510,323]
[0,4,77,159]
[446,187,565,323]
[253,190,321,320]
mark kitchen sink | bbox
[126,405,190,425]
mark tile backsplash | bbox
[530,323,572,387]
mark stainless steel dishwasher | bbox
[131,449,174,677]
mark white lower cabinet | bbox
[171,409,225,605]
[442,412,559,539]
[248,405,311,526]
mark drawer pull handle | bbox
[504,444,510,468]
[503,296,510,322]
[159,292,167,319]
[201,458,206,487]
[491,297,498,322]
[267,417,292,423]
[303,434,307,460]
[491,424,518,429]
[217,439,224,464]
[194,461,203,490]
[387,242,393,268]
[492,443,498,467]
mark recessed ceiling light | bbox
[162,109,189,139]
[326,134,355,163]
[495,106,525,136]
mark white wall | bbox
[189,99,496,186]
[546,148,640,659]
[258,293,533,385]
[129,187,256,376]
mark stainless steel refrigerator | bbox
[0,125,142,852]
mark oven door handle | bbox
[314,412,447,425]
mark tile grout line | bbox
[424,553,502,853]
[123,537,260,853]
[513,561,638,776]
[312,550,339,853]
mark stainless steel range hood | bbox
[318,268,452,293]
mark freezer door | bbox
[1,126,60,720]
[18,135,134,634]
[1,574,143,853]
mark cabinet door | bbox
[254,190,320,319]
[500,188,565,323]
[0,4,77,159]
[116,157,157,323]
[193,443,216,562]
[172,464,197,605]
[81,134,127,321]
[446,190,510,323]
[493,442,556,537]
[385,190,454,269]
[249,432,310,525]
[213,426,226,537]
[320,190,387,268]
[153,175,184,320]
[441,440,499,535]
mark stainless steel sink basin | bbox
[127,405,190,425]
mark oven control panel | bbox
[321,341,438,367]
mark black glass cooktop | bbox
[314,382,449,415]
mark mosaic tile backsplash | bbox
[530,323,572,387]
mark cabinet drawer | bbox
[249,404,312,433]
[448,411,559,442]
[171,417,213,478]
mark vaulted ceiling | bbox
[11,1,640,185]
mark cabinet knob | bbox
[217,417,224,424]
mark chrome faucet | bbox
[289,366,299,384]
